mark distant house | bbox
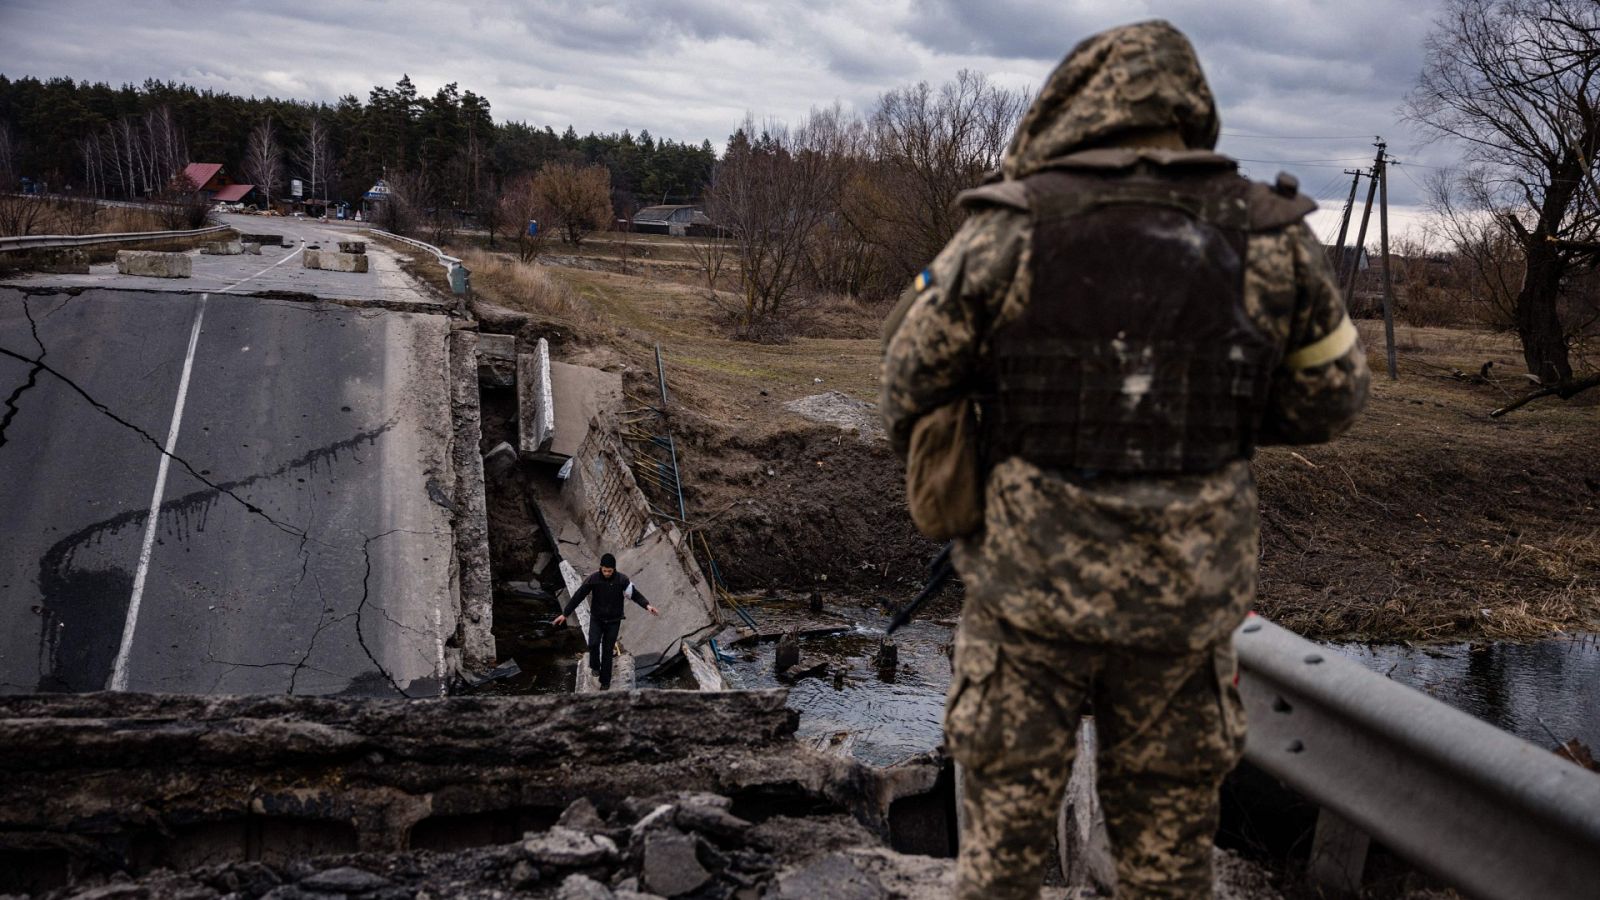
[179,162,253,204]
[632,204,712,236]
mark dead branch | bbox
[1490,371,1600,415]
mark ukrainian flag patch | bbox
[914,268,933,292]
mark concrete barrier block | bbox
[338,241,367,254]
[241,242,263,255]
[116,250,191,278]
[309,251,369,273]
[238,232,284,246]
[302,249,322,269]
[200,240,244,255]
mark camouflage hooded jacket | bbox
[880,20,1369,652]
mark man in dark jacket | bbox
[553,553,659,688]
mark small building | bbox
[632,204,712,236]
[179,163,253,205]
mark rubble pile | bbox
[25,792,976,900]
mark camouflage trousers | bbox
[947,601,1246,899]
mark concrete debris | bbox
[641,830,711,896]
[505,581,555,602]
[303,249,370,273]
[241,241,263,255]
[237,232,284,246]
[557,873,615,900]
[557,797,609,834]
[200,240,244,255]
[114,250,191,278]
[299,866,390,893]
[524,827,620,868]
[338,241,368,254]
[476,332,517,387]
[470,297,533,333]
[783,391,884,442]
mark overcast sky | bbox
[1,0,1453,238]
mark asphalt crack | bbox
[0,340,308,539]
[0,296,46,449]
[354,528,420,698]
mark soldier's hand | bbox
[647,605,660,617]
[552,615,567,627]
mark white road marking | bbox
[109,292,209,691]
[215,240,306,294]
[106,243,314,690]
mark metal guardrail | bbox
[0,224,230,253]
[364,228,469,294]
[1236,617,1600,899]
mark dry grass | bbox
[458,248,604,328]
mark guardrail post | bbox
[1308,807,1369,897]
[448,261,469,295]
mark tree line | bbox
[0,74,716,219]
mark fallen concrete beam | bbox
[686,643,726,691]
[448,330,495,671]
[576,652,635,692]
[517,338,555,455]
[547,361,623,459]
[200,240,244,255]
[115,249,191,278]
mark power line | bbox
[1234,156,1375,164]
[1221,131,1374,140]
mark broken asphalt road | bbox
[0,285,459,696]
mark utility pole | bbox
[1345,160,1379,308]
[1332,169,1362,284]
[1376,140,1399,380]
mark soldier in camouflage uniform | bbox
[880,20,1368,899]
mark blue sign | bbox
[527,220,539,237]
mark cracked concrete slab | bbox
[0,286,457,696]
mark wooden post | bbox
[1332,169,1362,283]
[1344,159,1380,307]
[1377,142,1399,379]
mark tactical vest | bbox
[987,166,1279,474]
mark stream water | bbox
[715,598,954,766]
[1327,633,1600,750]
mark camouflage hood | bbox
[1002,20,1220,180]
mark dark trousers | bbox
[587,618,623,687]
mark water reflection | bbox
[1329,635,1600,749]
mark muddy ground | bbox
[464,245,1597,643]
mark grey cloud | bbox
[0,0,1453,206]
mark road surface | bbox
[0,218,462,695]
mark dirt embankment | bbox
[462,243,1599,642]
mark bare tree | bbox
[532,162,612,247]
[0,193,47,236]
[843,71,1029,294]
[296,115,334,206]
[242,117,284,211]
[498,174,548,263]
[710,111,852,341]
[1408,0,1600,383]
